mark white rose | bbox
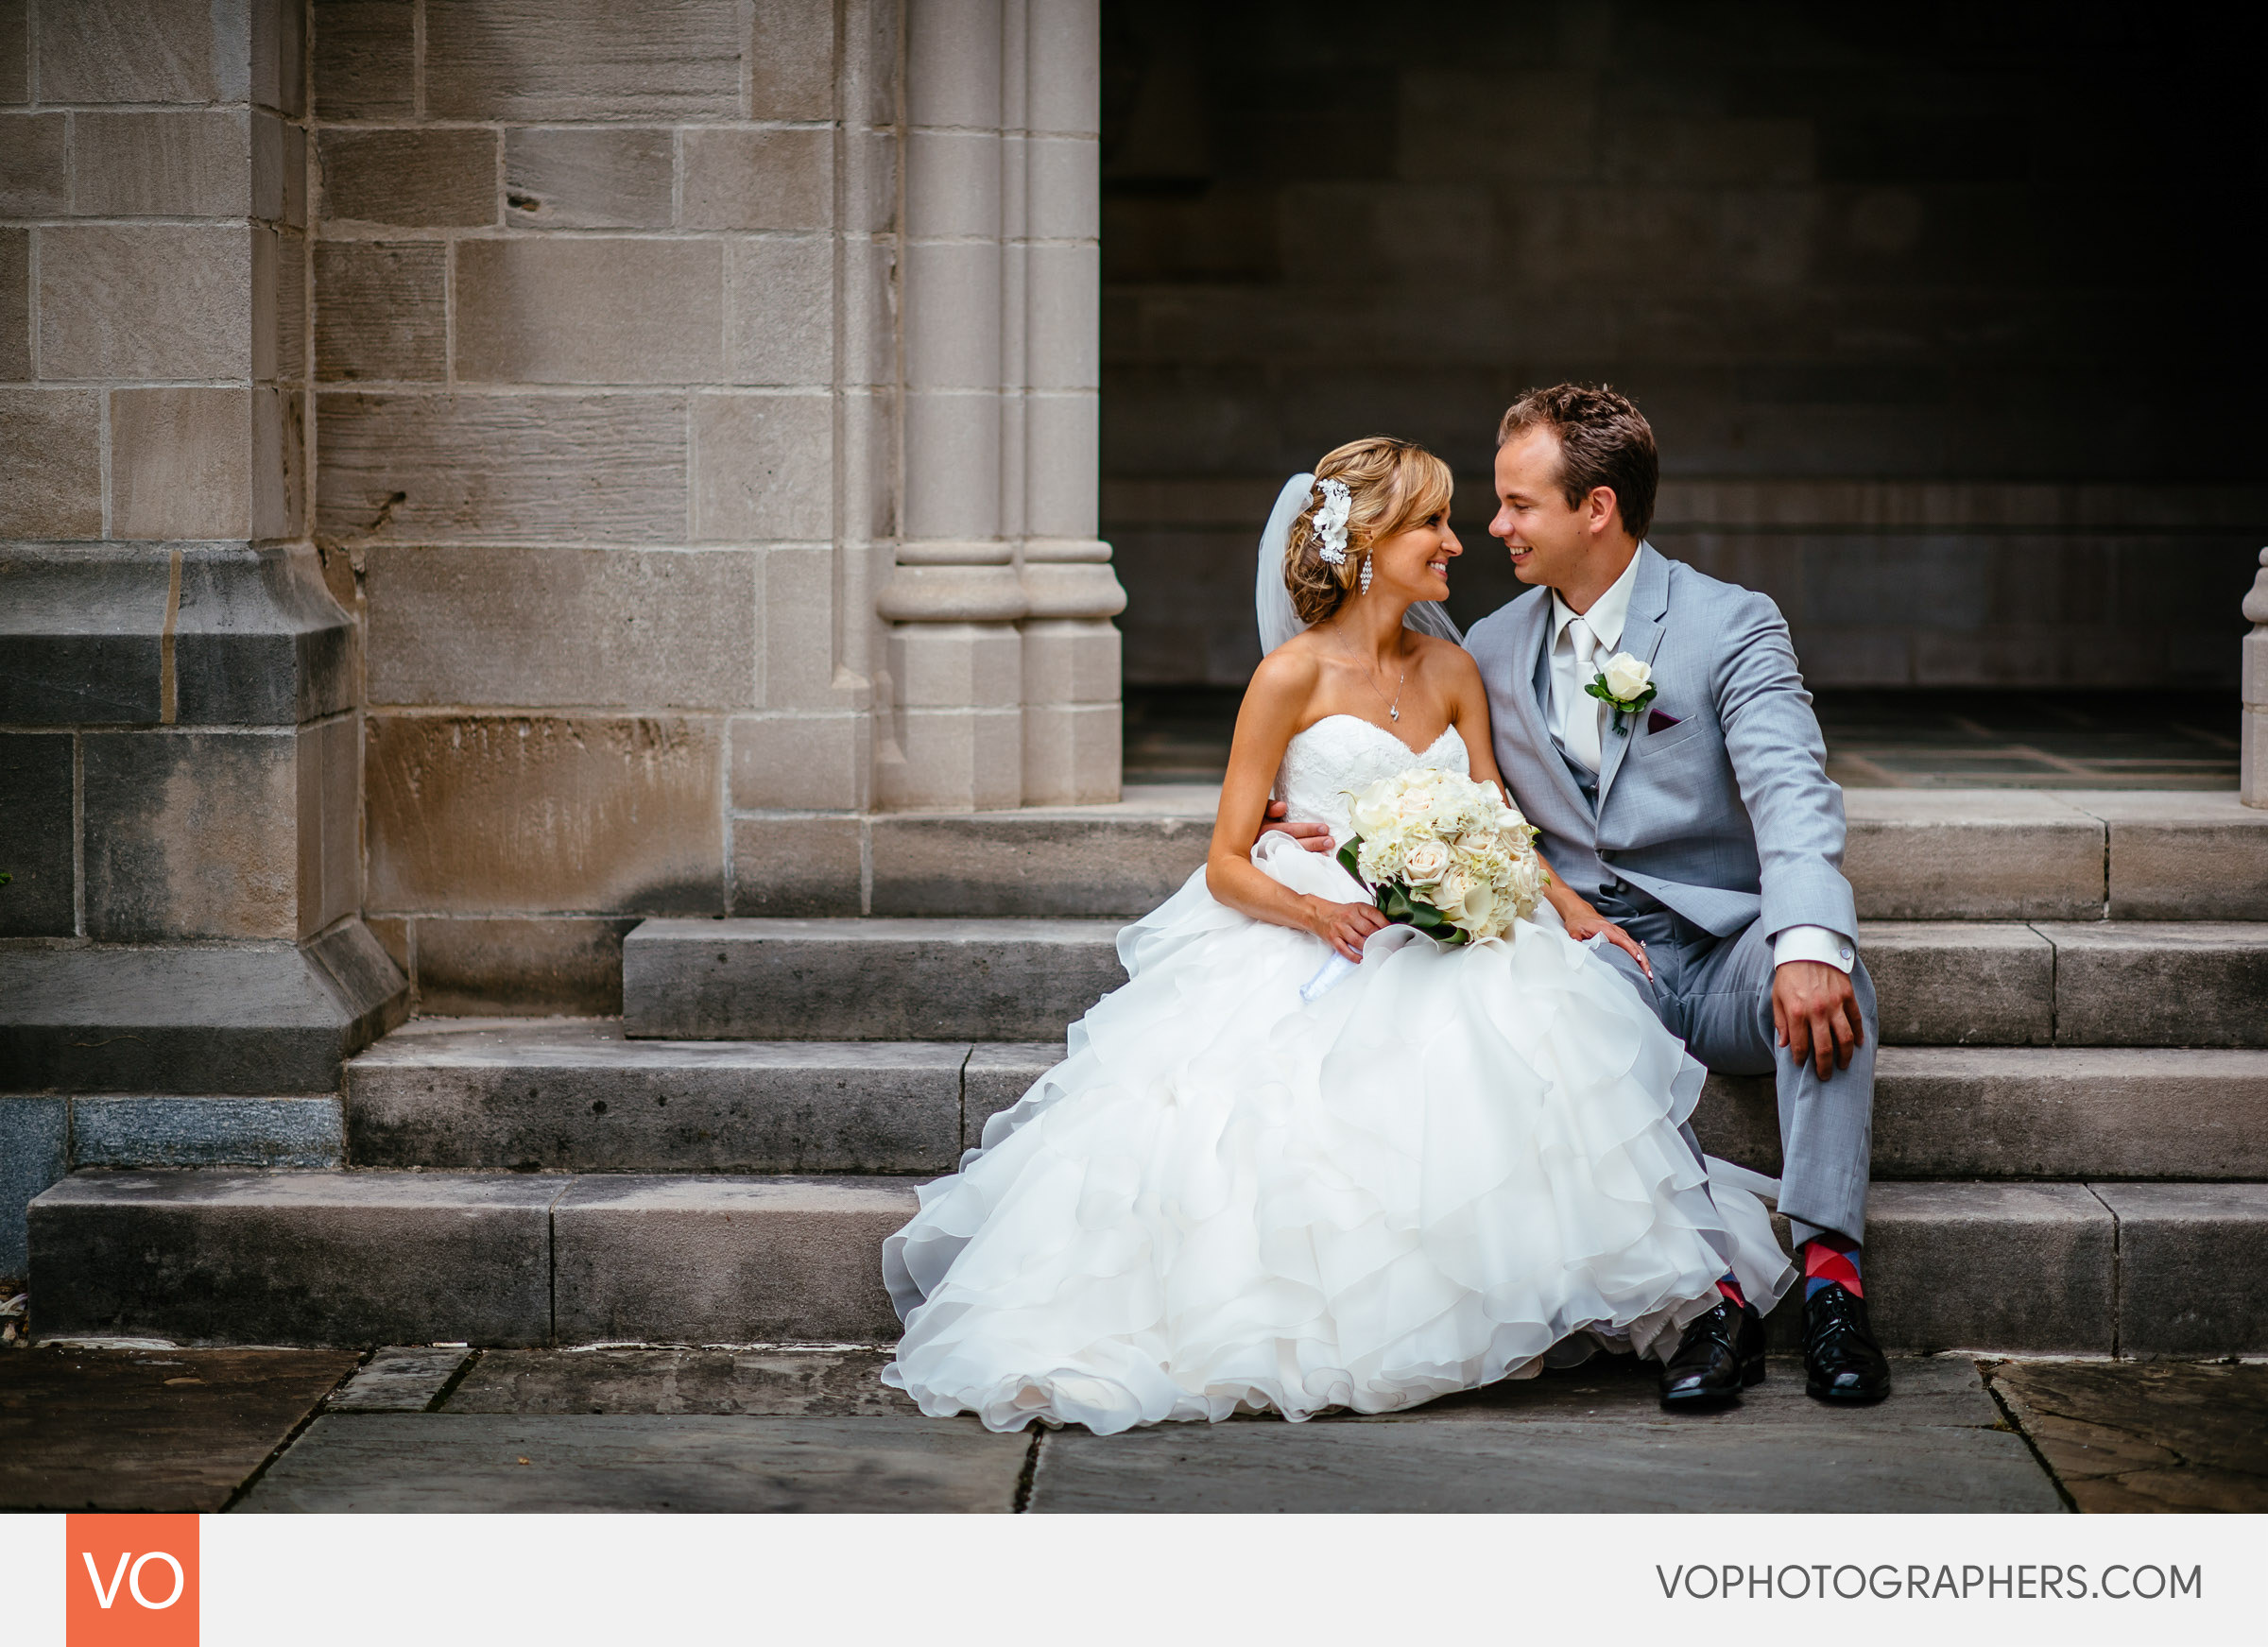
[1401,838,1452,884]
[1391,785,1437,826]
[1600,652,1653,703]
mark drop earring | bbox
[1358,555,1373,594]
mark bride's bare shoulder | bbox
[1247,635,1326,695]
[1411,629,1482,679]
[1236,642,1328,740]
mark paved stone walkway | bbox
[9,1342,2263,1513]
[1126,687,2242,790]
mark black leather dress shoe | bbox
[1803,1282,1892,1402]
[1658,1298,1765,1409]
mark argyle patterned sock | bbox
[1716,1274,1747,1311]
[1802,1234,1864,1300]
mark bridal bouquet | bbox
[1339,767,1548,944]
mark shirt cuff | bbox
[1772,924,1855,974]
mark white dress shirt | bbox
[1547,550,1641,765]
[1546,550,1853,977]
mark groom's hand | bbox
[1773,960,1866,1079]
[1260,800,1336,854]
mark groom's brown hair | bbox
[1497,384,1658,540]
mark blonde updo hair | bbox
[1283,437,1454,626]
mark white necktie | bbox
[1567,618,1603,773]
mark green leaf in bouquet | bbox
[1337,841,1362,879]
[1383,886,1414,921]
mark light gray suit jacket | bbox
[1464,544,1856,941]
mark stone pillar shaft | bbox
[1017,0,1121,804]
[879,0,1121,809]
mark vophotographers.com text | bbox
[1657,1564,2202,1602]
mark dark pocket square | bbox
[1646,709,1682,734]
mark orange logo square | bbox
[65,1515,198,1647]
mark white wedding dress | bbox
[882,714,1793,1434]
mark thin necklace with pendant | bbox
[1338,629,1407,722]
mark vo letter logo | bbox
[66,1516,198,1647]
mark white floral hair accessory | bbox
[1311,477,1352,566]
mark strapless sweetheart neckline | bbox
[1295,712,1464,763]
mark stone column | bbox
[2244,548,2268,809]
[1018,0,1123,803]
[878,0,1028,810]
[876,0,1120,809]
[0,0,404,1277]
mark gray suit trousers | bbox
[1589,904,1876,1248]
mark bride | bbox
[883,437,1791,1434]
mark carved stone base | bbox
[0,920,408,1097]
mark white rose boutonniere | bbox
[1586,650,1658,735]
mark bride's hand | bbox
[1307,896,1388,963]
[1559,905,1654,981]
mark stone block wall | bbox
[304,0,1119,1014]
[301,0,891,1013]
[1100,1,2268,688]
[4,0,1119,1026]
[0,0,358,950]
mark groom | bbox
[1470,384,1886,1409]
[1267,385,1889,1409]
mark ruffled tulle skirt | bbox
[881,834,1793,1434]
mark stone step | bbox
[28,1169,912,1348]
[28,1170,2268,1355]
[1865,921,2268,1047]
[345,1021,969,1173]
[1846,789,2267,922]
[817,786,2265,921]
[1703,1047,2268,1181]
[340,1022,2268,1182]
[623,918,1129,1042]
[623,917,2268,1047]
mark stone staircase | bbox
[23,788,2268,1360]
